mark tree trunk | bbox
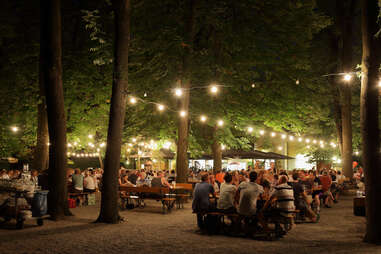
[337,0,355,177]
[96,0,130,224]
[32,89,49,171]
[176,0,198,183]
[41,0,71,219]
[360,0,381,244]
[211,126,222,174]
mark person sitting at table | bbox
[217,173,236,213]
[259,175,295,232]
[72,169,84,193]
[128,170,139,185]
[208,174,220,194]
[236,171,264,217]
[83,170,96,193]
[151,171,171,188]
[119,171,135,187]
[292,172,318,222]
[192,174,215,230]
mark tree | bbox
[337,0,356,177]
[97,0,130,224]
[360,0,381,244]
[32,39,49,171]
[176,0,199,183]
[41,0,71,219]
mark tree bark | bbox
[41,0,71,219]
[211,126,222,174]
[337,0,355,177]
[360,0,381,244]
[176,0,198,183]
[97,0,130,224]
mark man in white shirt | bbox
[83,170,96,193]
[236,171,264,216]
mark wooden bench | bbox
[119,186,176,213]
[173,183,193,208]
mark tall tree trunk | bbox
[32,70,49,171]
[360,0,381,244]
[337,0,355,177]
[176,0,198,183]
[41,0,71,219]
[97,0,130,224]
[211,126,222,174]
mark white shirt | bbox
[84,176,96,190]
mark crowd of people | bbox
[191,167,348,232]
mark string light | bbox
[221,144,226,150]
[210,85,218,94]
[174,88,183,97]
[132,138,137,143]
[343,74,352,81]
[163,141,171,149]
[251,83,256,88]
[295,79,300,85]
[180,111,187,117]
[298,137,303,142]
[11,126,19,132]
[97,148,100,152]
[100,142,106,147]
[259,130,265,135]
[88,134,93,139]
[313,140,317,144]
[355,151,359,155]
[157,104,165,111]
[144,92,147,97]
[289,136,294,141]
[306,139,310,143]
[67,143,72,147]
[129,97,137,104]
[74,141,78,146]
[278,146,283,151]
[217,120,224,127]
[247,127,253,133]
[271,132,276,137]
[200,115,207,122]
[281,134,287,139]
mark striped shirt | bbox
[273,183,295,212]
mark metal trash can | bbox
[32,190,49,217]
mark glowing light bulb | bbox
[337,159,342,163]
[332,156,337,161]
[97,148,100,152]
[313,140,317,144]
[11,126,19,132]
[200,115,207,122]
[247,127,253,133]
[306,145,311,149]
[67,143,72,147]
[289,136,294,141]
[180,111,187,117]
[217,120,224,127]
[100,142,106,147]
[73,142,78,146]
[144,92,147,97]
[132,138,137,143]
[296,79,300,85]
[157,104,165,111]
[278,146,283,151]
[251,83,256,88]
[259,130,265,135]
[210,85,218,94]
[129,97,137,104]
[174,88,183,97]
[281,134,287,139]
[343,74,352,81]
[271,132,276,137]
[298,137,303,142]
[221,144,226,150]
[306,139,310,143]
[355,151,359,155]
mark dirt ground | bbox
[0,195,380,254]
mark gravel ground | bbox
[0,195,380,254]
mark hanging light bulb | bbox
[278,146,283,151]
[251,83,256,88]
[221,144,226,150]
[67,143,72,147]
[210,85,218,94]
[180,110,187,117]
[343,73,352,81]
[174,88,183,97]
[100,142,106,147]
[271,132,276,137]
[298,137,303,142]
[289,136,294,141]
[11,126,19,132]
[281,134,287,139]
[144,92,147,97]
[259,130,265,135]
[296,79,300,85]
[247,127,253,133]
[313,140,317,144]
[217,120,224,127]
[305,138,310,143]
[129,97,137,104]
[200,115,207,122]
[157,104,165,111]
[132,138,137,143]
